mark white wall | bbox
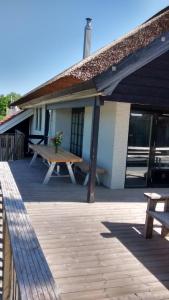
[97,103,117,187]
[82,106,92,161]
[82,102,130,189]
[29,105,46,136]
[110,102,130,189]
[83,103,116,187]
[49,108,72,150]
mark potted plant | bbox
[51,131,63,153]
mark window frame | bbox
[70,108,84,157]
[35,108,42,131]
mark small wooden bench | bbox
[75,161,106,186]
[144,192,169,239]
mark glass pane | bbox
[125,112,152,187]
[70,108,84,156]
[150,115,169,186]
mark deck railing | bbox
[0,130,24,161]
[0,162,59,300]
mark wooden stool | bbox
[144,192,169,239]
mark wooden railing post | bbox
[3,218,12,300]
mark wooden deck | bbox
[8,158,169,299]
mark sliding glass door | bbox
[125,111,169,187]
[148,114,169,186]
[125,112,152,187]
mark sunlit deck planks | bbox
[9,159,169,299]
[25,201,169,300]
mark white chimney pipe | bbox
[83,18,92,59]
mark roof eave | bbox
[16,80,99,109]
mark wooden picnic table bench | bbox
[144,192,169,239]
[75,160,106,186]
[29,144,82,184]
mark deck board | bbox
[8,159,169,299]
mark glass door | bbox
[148,114,169,186]
[125,111,152,187]
[70,108,84,157]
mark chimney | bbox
[83,18,92,59]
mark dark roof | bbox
[0,111,23,125]
[14,6,169,106]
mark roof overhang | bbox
[19,31,169,110]
[18,80,99,109]
[94,31,169,96]
[0,109,33,134]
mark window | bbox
[70,108,84,157]
[35,108,42,131]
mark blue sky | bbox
[1,0,169,95]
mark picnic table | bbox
[29,144,82,184]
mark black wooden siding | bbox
[106,51,169,107]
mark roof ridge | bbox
[14,6,169,106]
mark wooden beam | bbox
[28,134,44,139]
[87,96,101,203]
[18,85,98,109]
[114,83,169,99]
[124,75,169,89]
[44,106,50,145]
[103,93,169,107]
[13,80,95,108]
[47,97,97,110]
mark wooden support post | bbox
[146,115,156,186]
[3,217,12,300]
[44,107,50,145]
[87,96,101,203]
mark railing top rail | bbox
[0,162,59,300]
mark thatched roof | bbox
[14,7,169,106]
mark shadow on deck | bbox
[7,158,169,299]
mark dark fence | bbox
[0,130,25,161]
